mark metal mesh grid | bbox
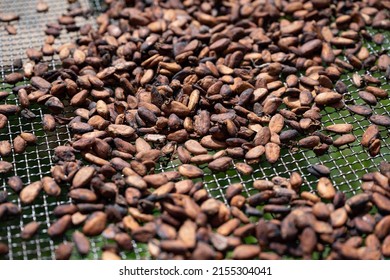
[0,0,389,260]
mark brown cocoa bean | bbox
[13,135,27,154]
[375,215,390,240]
[358,91,377,106]
[73,231,90,255]
[42,114,56,131]
[143,174,169,188]
[298,136,320,148]
[55,243,73,260]
[0,114,7,129]
[4,72,23,84]
[7,176,23,193]
[72,166,95,188]
[325,124,353,134]
[21,221,40,240]
[362,125,379,147]
[0,13,19,22]
[330,207,348,227]
[269,114,284,133]
[313,202,331,220]
[300,227,317,255]
[372,193,390,214]
[208,157,232,172]
[366,86,388,98]
[382,235,390,257]
[107,124,135,137]
[42,176,61,197]
[235,162,253,176]
[317,177,336,200]
[299,39,322,56]
[0,104,20,115]
[314,92,342,105]
[184,140,208,155]
[347,105,372,117]
[333,134,356,147]
[0,141,11,157]
[178,164,204,178]
[370,115,390,127]
[308,164,330,178]
[265,143,280,164]
[232,245,261,260]
[48,215,72,237]
[20,181,42,204]
[245,145,265,161]
[83,211,107,236]
[69,189,97,203]
[367,138,381,156]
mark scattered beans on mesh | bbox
[0,0,390,259]
[7,159,389,260]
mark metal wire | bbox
[0,0,389,260]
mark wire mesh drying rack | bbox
[0,0,389,260]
